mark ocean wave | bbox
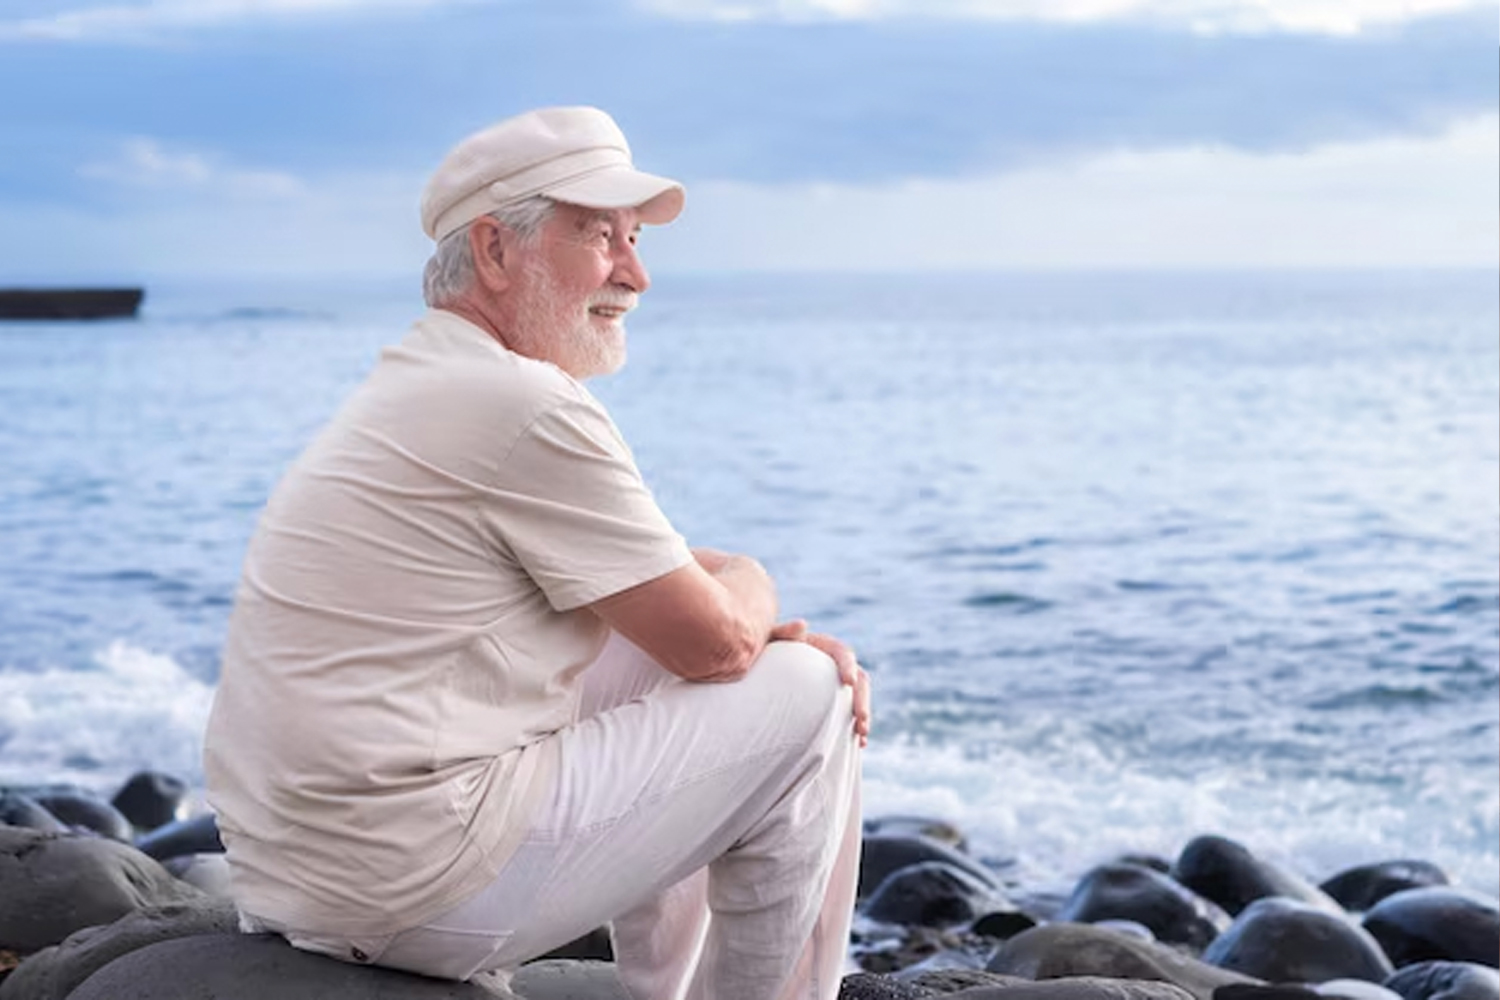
[0,641,213,793]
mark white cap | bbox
[420,106,685,242]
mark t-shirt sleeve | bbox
[481,395,693,611]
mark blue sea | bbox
[1,269,1496,901]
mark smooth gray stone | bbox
[988,923,1258,1000]
[1313,979,1405,1000]
[947,976,1198,1000]
[66,933,505,999]
[839,973,942,999]
[34,793,134,842]
[1173,836,1342,917]
[132,813,223,861]
[0,791,67,832]
[510,959,629,999]
[111,772,187,833]
[861,836,1001,901]
[864,861,1027,930]
[905,970,1027,993]
[1363,888,1500,968]
[1058,862,1231,951]
[1321,862,1450,914]
[1204,897,1392,983]
[1386,962,1500,1000]
[1,898,238,1000]
[162,853,234,898]
[0,826,203,954]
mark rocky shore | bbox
[1,772,1496,1000]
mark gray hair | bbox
[422,196,556,308]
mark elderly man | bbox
[203,106,869,1000]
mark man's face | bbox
[509,202,650,380]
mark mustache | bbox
[588,290,637,312]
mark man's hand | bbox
[769,619,871,748]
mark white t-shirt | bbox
[203,309,692,937]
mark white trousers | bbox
[370,633,863,1000]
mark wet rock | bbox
[0,897,237,1000]
[0,826,202,954]
[34,792,133,841]
[1203,897,1393,983]
[1173,836,1341,917]
[1362,888,1500,968]
[111,772,187,833]
[988,923,1258,1000]
[1385,961,1500,1000]
[0,790,66,833]
[1321,862,1450,914]
[1057,862,1231,951]
[861,836,1001,901]
[66,933,506,999]
[972,909,1042,941]
[133,813,223,861]
[864,862,1024,929]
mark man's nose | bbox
[611,239,650,295]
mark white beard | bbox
[513,256,627,379]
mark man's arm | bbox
[589,548,778,683]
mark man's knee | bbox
[746,640,850,741]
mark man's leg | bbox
[381,634,861,1000]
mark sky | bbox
[0,0,1496,280]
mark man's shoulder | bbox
[395,309,594,418]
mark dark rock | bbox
[945,975,1198,1000]
[864,816,970,853]
[1363,888,1500,968]
[987,923,1258,1000]
[1174,836,1341,917]
[839,973,942,999]
[510,959,627,999]
[0,826,202,954]
[864,862,1023,930]
[1386,961,1500,1000]
[110,772,187,833]
[1203,896,1393,983]
[0,791,66,833]
[1058,862,1231,951]
[1321,862,1451,914]
[972,910,1041,940]
[34,793,133,842]
[1214,985,1322,1000]
[66,933,507,999]
[861,836,1001,901]
[132,813,222,861]
[0,898,238,1000]
[1118,854,1174,875]
[536,925,613,962]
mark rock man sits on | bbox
[203,105,871,1000]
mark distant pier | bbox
[0,288,144,321]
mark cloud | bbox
[643,114,1500,270]
[641,0,1491,34]
[80,138,305,198]
[0,0,464,42]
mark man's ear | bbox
[468,216,515,293]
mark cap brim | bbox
[545,167,685,225]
